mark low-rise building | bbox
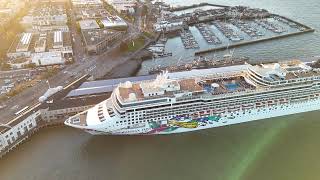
[79,19,100,30]
[0,0,26,26]
[153,20,185,32]
[40,94,108,121]
[82,29,125,54]
[0,110,41,153]
[7,31,73,68]
[100,15,127,30]
[74,6,110,20]
[31,52,65,66]
[47,31,73,57]
[71,0,103,8]
[7,31,73,59]
[105,0,136,14]
[7,33,33,58]
[20,3,68,32]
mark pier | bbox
[0,75,90,159]
[0,57,154,159]
[151,4,315,61]
[170,3,229,12]
[195,25,315,56]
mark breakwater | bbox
[170,3,229,12]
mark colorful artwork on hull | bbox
[146,115,221,134]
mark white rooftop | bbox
[79,19,100,30]
[31,52,65,66]
[20,33,32,45]
[72,0,103,5]
[101,16,127,28]
[54,31,63,43]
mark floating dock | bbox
[195,14,315,56]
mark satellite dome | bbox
[124,81,132,88]
[273,63,281,70]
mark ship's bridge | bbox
[65,111,89,128]
[246,60,318,87]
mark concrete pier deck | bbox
[170,3,229,12]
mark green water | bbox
[0,112,319,180]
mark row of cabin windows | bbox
[135,94,310,118]
[124,86,319,115]
[141,94,313,118]
[130,85,314,114]
[116,120,148,125]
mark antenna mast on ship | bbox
[177,56,182,66]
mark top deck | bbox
[117,60,320,103]
[250,60,320,81]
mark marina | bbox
[229,19,264,38]
[195,23,221,44]
[180,29,200,49]
[147,3,315,65]
[212,20,244,42]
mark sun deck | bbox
[200,76,255,95]
[178,79,203,92]
[118,84,144,101]
[116,60,320,104]
[250,60,320,81]
[117,73,256,103]
[285,69,320,80]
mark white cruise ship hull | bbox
[89,98,320,135]
[64,60,320,136]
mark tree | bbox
[24,63,36,69]
[141,5,148,17]
[119,41,128,52]
[0,62,11,71]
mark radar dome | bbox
[128,93,136,101]
[273,63,281,70]
[124,81,132,88]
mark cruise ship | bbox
[65,60,320,135]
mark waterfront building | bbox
[153,20,184,32]
[0,111,41,154]
[40,94,108,122]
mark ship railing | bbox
[175,88,258,102]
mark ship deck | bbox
[200,76,255,95]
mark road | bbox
[0,4,147,123]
